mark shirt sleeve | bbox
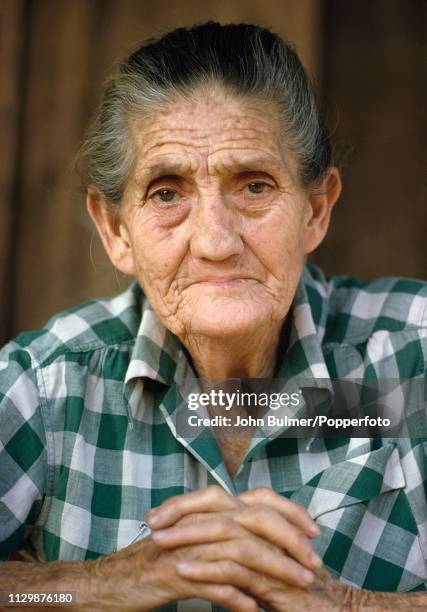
[0,341,48,559]
[397,324,427,586]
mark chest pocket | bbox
[290,444,426,591]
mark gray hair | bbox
[77,22,333,204]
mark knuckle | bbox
[161,494,180,510]
[252,486,273,498]
[177,514,194,526]
[221,559,239,576]
[206,484,225,499]
[294,529,308,548]
[206,484,223,494]
[217,515,235,533]
[236,537,258,558]
[192,512,210,524]
[250,503,272,522]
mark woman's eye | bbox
[151,188,177,204]
[246,181,272,194]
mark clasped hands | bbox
[96,485,342,611]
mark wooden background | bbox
[1,0,425,345]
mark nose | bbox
[189,194,244,262]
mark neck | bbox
[182,319,284,380]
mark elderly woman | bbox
[0,22,426,611]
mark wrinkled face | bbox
[119,87,313,341]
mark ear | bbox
[86,189,137,276]
[303,166,342,254]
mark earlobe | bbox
[86,189,136,276]
[303,167,342,254]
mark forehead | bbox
[129,86,296,181]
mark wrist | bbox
[46,559,100,610]
[352,587,426,610]
[85,538,166,611]
[315,573,426,611]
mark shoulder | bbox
[304,265,427,340]
[304,266,427,378]
[3,282,143,368]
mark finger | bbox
[152,514,246,547]
[178,558,260,586]
[147,485,242,529]
[185,581,259,612]
[167,508,322,571]
[238,487,319,537]
[223,538,314,587]
[230,504,322,570]
[176,538,314,588]
[152,512,321,574]
[171,511,217,527]
[177,559,287,600]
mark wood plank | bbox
[312,0,426,280]
[0,0,25,344]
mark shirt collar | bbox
[276,266,332,388]
[124,292,184,387]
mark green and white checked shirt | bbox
[1,266,426,608]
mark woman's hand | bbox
[91,535,260,611]
[174,564,353,612]
[89,485,321,611]
[144,485,322,609]
[148,485,321,581]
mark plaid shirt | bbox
[1,266,426,609]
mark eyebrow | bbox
[135,154,285,186]
[213,156,284,175]
[135,161,191,186]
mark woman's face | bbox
[116,87,316,341]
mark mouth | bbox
[193,277,255,288]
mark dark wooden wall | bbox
[312,0,426,281]
[1,0,425,345]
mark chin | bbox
[183,301,268,339]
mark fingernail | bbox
[310,551,323,568]
[176,561,192,573]
[301,569,314,585]
[151,529,167,541]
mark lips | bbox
[198,277,248,282]
[191,276,255,287]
